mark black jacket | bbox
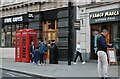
[97,34,109,52]
[30,45,35,54]
[50,43,58,64]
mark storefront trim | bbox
[89,8,120,24]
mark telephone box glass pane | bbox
[22,36,26,58]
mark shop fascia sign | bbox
[73,20,80,30]
[28,12,34,19]
[4,16,23,23]
[89,8,120,24]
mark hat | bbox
[51,40,55,42]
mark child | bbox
[34,46,40,66]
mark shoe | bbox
[42,63,45,66]
[82,62,86,64]
[99,77,104,79]
[73,62,77,64]
[105,77,111,79]
[36,64,39,66]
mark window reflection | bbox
[48,21,55,29]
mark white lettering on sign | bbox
[4,16,23,23]
[28,14,34,18]
[13,16,23,22]
[4,18,12,23]
[90,10,119,19]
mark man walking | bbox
[97,29,112,79]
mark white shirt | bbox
[76,44,81,53]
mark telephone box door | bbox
[15,30,22,62]
[21,34,27,62]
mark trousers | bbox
[74,51,83,62]
[97,51,109,77]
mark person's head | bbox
[38,40,41,44]
[31,41,34,45]
[101,29,109,37]
[41,40,43,43]
[77,41,80,44]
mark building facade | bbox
[1,0,120,61]
[0,1,77,60]
[77,1,120,61]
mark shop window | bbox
[29,22,39,29]
[16,24,20,30]
[12,25,16,31]
[36,29,41,39]
[4,25,7,32]
[11,25,16,47]
[44,23,47,31]
[19,24,23,29]
[42,20,58,45]
[48,21,55,29]
[5,31,12,47]
[1,28,5,47]
[7,25,11,32]
[23,24,28,29]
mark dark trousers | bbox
[40,53,44,64]
[34,53,40,64]
[74,51,83,62]
[30,53,34,63]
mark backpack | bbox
[39,43,45,54]
[97,34,102,48]
[45,44,48,52]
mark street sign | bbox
[74,20,80,30]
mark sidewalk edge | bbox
[0,67,55,78]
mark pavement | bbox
[0,58,119,78]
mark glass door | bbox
[42,20,58,45]
[91,24,112,59]
[42,20,58,62]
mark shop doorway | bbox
[42,20,58,62]
[42,20,58,44]
[91,24,112,59]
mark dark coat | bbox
[50,43,58,64]
[30,44,35,54]
[97,34,109,52]
[34,49,40,63]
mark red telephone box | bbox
[15,29,37,63]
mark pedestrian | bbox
[73,41,86,65]
[34,46,40,66]
[50,40,58,64]
[39,40,46,65]
[97,29,112,79]
[44,44,48,64]
[30,41,35,63]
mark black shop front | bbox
[89,8,120,60]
